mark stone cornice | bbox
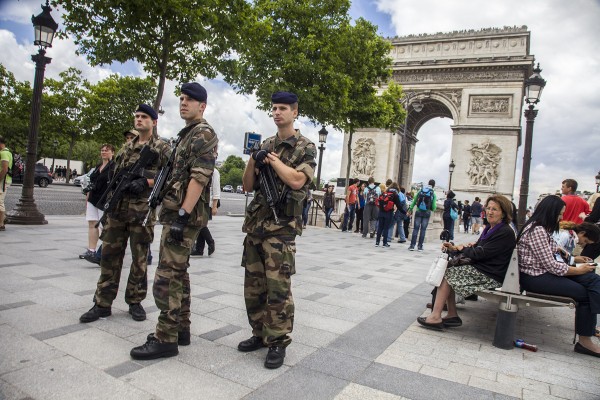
[387,26,529,43]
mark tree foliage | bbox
[54,0,253,111]
[0,65,32,155]
[219,155,246,176]
[82,74,156,145]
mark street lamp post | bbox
[6,1,57,225]
[517,64,547,229]
[595,170,600,193]
[51,139,58,175]
[398,93,423,188]
[448,159,456,191]
[316,126,328,190]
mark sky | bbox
[1,0,599,204]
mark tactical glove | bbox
[170,209,190,242]
[128,177,149,195]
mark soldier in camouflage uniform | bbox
[131,82,218,360]
[80,104,171,324]
[237,91,316,369]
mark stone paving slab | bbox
[0,216,599,400]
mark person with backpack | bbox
[407,179,438,251]
[375,182,405,247]
[442,190,459,241]
[388,184,408,243]
[471,197,483,234]
[362,177,380,238]
[0,136,13,232]
[462,199,472,234]
[341,179,359,232]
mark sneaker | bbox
[408,246,415,251]
[397,240,406,243]
[80,304,111,323]
[375,243,380,247]
[383,243,391,248]
[84,253,101,265]
[0,225,5,231]
[264,346,286,369]
[208,242,215,256]
[130,335,178,360]
[369,233,375,238]
[79,249,95,259]
[129,303,146,321]
[418,247,424,252]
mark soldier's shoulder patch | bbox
[304,142,317,158]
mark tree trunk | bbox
[153,30,171,113]
[344,130,354,189]
[66,131,75,184]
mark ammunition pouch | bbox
[282,189,305,217]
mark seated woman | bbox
[518,195,600,358]
[417,195,516,330]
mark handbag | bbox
[448,253,472,267]
[450,207,458,220]
[425,252,448,287]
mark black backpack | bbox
[417,187,434,211]
[366,186,378,204]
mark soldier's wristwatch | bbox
[178,208,189,218]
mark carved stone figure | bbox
[467,140,502,186]
[352,138,376,177]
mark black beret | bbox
[181,82,207,102]
[136,104,158,120]
[271,91,298,104]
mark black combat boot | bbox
[264,346,286,369]
[79,305,111,323]
[131,335,178,360]
[128,303,146,321]
[237,336,266,352]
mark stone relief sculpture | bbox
[471,97,510,113]
[352,138,376,177]
[467,140,502,186]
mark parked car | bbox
[11,163,53,187]
[73,168,95,188]
[236,185,244,194]
[222,184,233,192]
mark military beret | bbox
[136,104,158,120]
[271,91,298,104]
[181,82,207,102]
[123,128,139,137]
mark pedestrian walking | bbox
[407,179,438,251]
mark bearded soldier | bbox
[238,91,316,369]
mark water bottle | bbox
[514,339,538,352]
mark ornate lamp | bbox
[316,127,328,189]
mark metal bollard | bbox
[492,300,518,350]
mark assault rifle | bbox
[96,145,156,228]
[143,136,182,226]
[252,144,284,223]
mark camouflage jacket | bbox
[159,118,218,227]
[242,129,316,238]
[110,135,172,224]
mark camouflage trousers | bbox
[94,217,153,307]
[153,223,200,343]
[242,234,296,347]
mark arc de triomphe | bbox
[339,26,535,201]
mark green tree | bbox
[220,155,246,176]
[55,0,253,111]
[42,68,87,183]
[232,0,354,127]
[72,140,102,172]
[82,74,156,146]
[221,168,244,189]
[0,64,32,155]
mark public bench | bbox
[475,249,576,349]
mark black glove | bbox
[128,177,149,195]
[252,149,269,168]
[170,209,190,242]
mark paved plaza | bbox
[0,216,599,400]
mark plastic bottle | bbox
[514,339,538,352]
